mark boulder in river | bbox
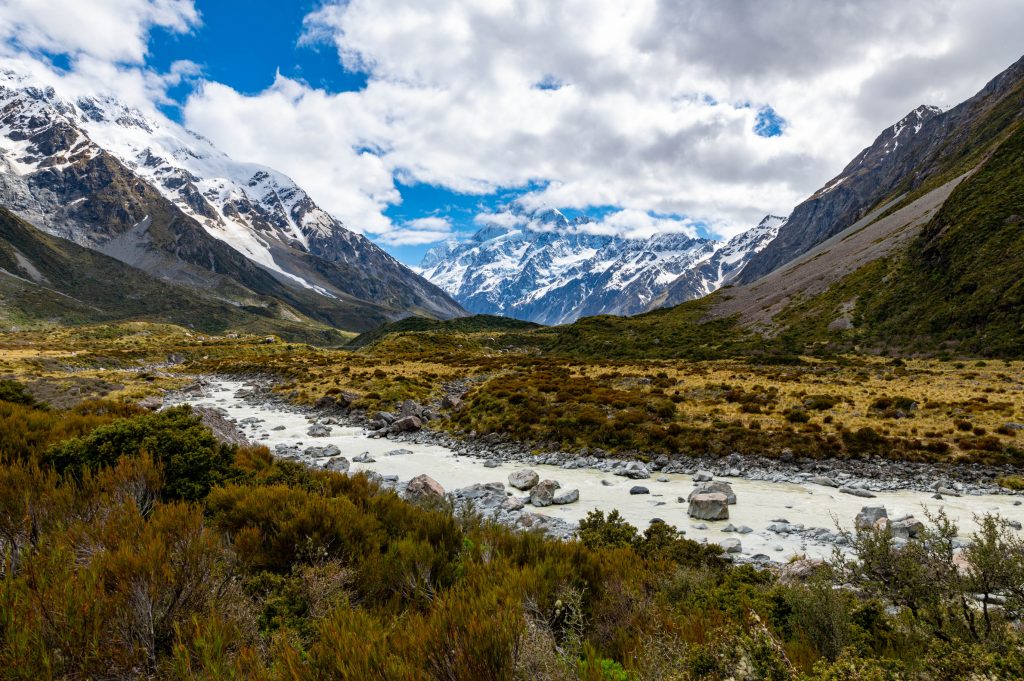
[307,423,332,437]
[386,448,413,456]
[324,456,350,473]
[615,462,651,480]
[693,470,714,482]
[807,475,837,488]
[453,482,507,511]
[304,444,341,459]
[688,492,729,520]
[840,485,876,498]
[508,469,540,490]
[719,538,742,554]
[689,481,736,505]
[530,480,561,507]
[890,516,925,540]
[552,488,579,505]
[629,486,650,495]
[352,452,375,463]
[855,505,888,530]
[405,474,445,505]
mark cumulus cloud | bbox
[2,0,1023,247]
[0,0,199,64]
[177,0,1024,243]
[374,216,457,246]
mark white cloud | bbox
[0,0,199,64]
[176,0,1024,244]
[2,0,1023,248]
[374,216,457,246]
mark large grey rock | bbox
[530,479,561,507]
[629,486,650,495]
[688,481,736,505]
[324,456,350,473]
[719,538,742,554]
[453,482,507,511]
[352,452,375,463]
[840,485,876,498]
[306,423,331,437]
[693,470,714,482]
[807,475,837,487]
[552,489,579,505]
[389,415,423,433]
[688,492,729,520]
[304,444,341,458]
[405,474,445,504]
[614,461,651,480]
[855,505,888,530]
[508,469,540,490]
[890,516,925,540]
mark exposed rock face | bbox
[739,54,1024,283]
[508,469,540,490]
[855,505,888,530]
[405,474,445,504]
[530,480,561,507]
[688,492,729,520]
[689,481,737,505]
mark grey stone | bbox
[389,415,423,433]
[552,488,579,505]
[323,456,350,473]
[807,475,837,487]
[304,444,341,458]
[405,474,445,504]
[615,462,651,480]
[855,505,888,530]
[483,459,501,468]
[352,452,375,463]
[840,485,876,498]
[688,492,729,520]
[629,486,650,495]
[891,517,925,540]
[508,469,540,490]
[693,470,713,482]
[688,480,736,505]
[306,423,331,437]
[386,448,413,456]
[530,480,561,507]
[719,538,742,553]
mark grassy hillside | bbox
[347,314,540,349]
[0,208,350,345]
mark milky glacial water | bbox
[180,380,1024,561]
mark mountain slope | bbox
[417,209,781,325]
[739,52,1024,283]
[537,53,1024,360]
[0,69,463,332]
[0,207,349,343]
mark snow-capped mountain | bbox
[416,209,784,325]
[0,68,463,331]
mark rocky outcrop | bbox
[689,481,736,505]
